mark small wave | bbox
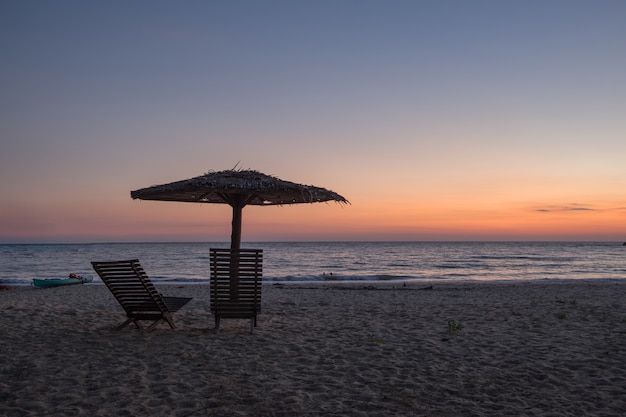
[436,264,462,269]
[264,274,416,283]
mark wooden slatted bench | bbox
[210,248,262,333]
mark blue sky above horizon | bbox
[1,1,625,243]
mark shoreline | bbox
[3,276,626,289]
[2,281,625,416]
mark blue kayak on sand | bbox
[32,274,93,289]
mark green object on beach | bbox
[32,275,93,289]
[447,320,464,332]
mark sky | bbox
[1,0,625,243]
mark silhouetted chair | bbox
[210,248,262,333]
[91,259,192,331]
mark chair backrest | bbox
[91,259,168,314]
[210,248,262,312]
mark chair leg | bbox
[145,319,165,332]
[163,313,176,329]
[116,318,136,331]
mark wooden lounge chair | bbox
[91,259,192,331]
[210,248,262,333]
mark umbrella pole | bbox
[230,204,242,251]
[229,203,243,299]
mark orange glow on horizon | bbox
[1,178,624,243]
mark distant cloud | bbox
[535,204,595,213]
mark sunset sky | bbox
[1,1,625,243]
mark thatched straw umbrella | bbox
[130,169,349,249]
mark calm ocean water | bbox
[0,242,625,286]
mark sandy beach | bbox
[1,281,625,416]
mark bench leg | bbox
[214,316,221,333]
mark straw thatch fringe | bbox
[131,169,349,206]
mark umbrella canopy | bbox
[131,169,349,249]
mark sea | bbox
[0,241,625,286]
